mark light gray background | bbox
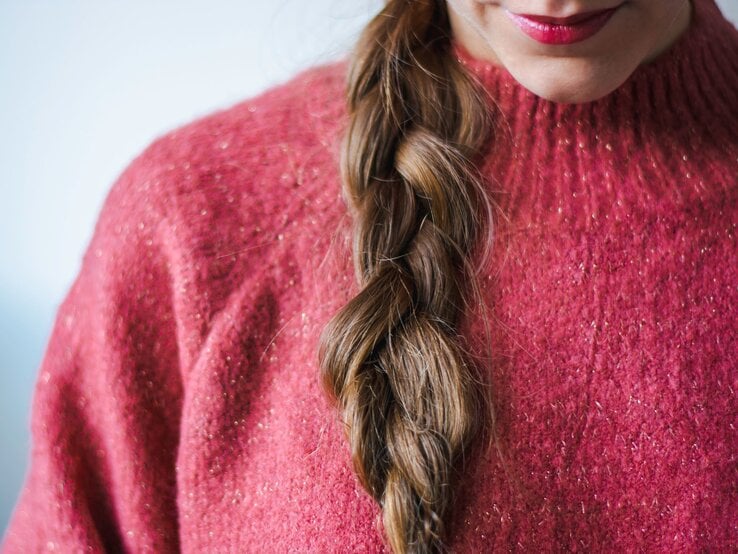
[1,0,736,537]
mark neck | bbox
[643,0,693,64]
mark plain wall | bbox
[1,0,736,537]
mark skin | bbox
[446,0,693,103]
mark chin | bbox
[507,57,635,105]
[525,80,618,104]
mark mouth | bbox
[504,6,622,45]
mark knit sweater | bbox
[3,0,737,552]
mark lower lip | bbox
[504,8,619,45]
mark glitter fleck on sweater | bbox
[3,0,737,551]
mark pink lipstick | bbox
[504,7,620,45]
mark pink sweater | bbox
[3,1,737,551]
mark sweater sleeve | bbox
[2,139,183,553]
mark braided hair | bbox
[319,1,500,551]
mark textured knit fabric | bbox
[3,1,737,552]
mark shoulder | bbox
[75,59,352,364]
[111,58,349,213]
[159,57,349,161]
[92,58,350,263]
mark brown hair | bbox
[318,0,500,551]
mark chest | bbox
[176,209,738,552]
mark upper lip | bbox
[513,7,618,25]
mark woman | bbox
[3,0,736,552]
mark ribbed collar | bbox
[453,0,738,227]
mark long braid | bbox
[318,1,497,551]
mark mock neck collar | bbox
[448,0,738,228]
